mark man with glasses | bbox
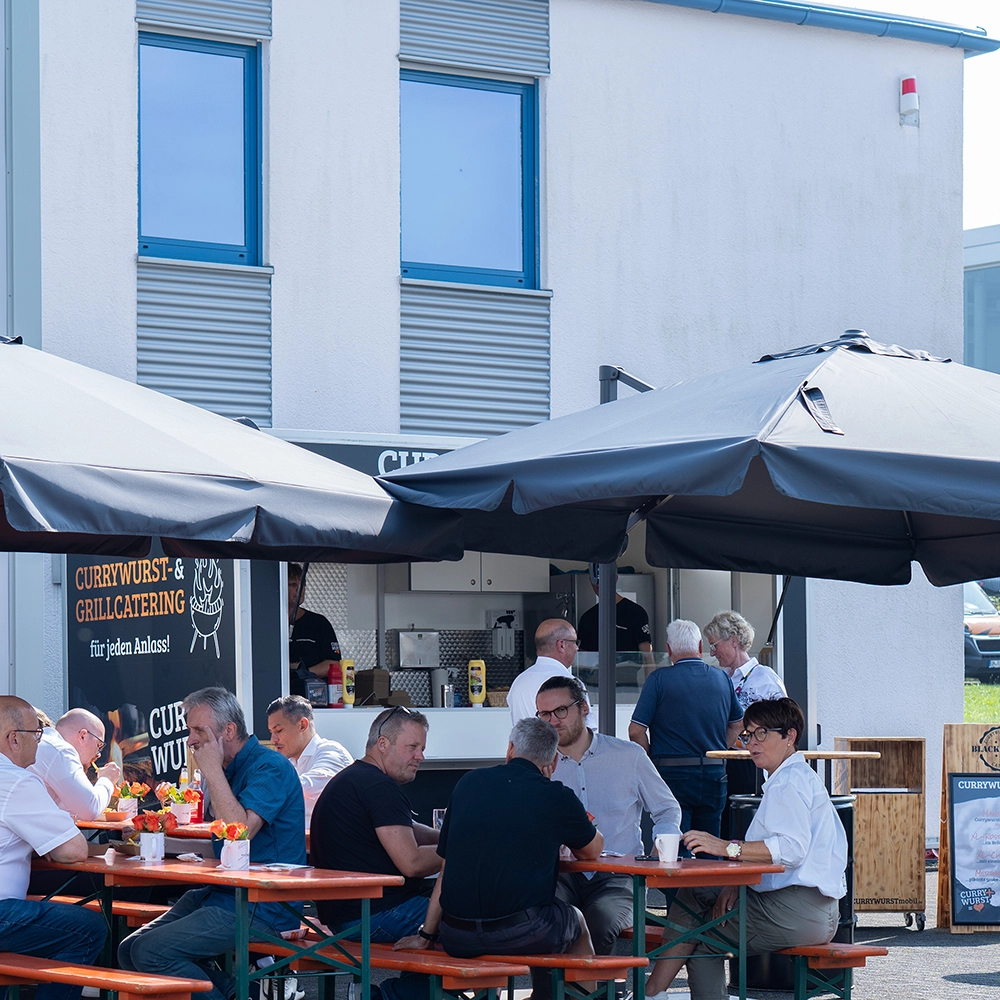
[507,619,591,726]
[0,696,107,1000]
[628,620,743,840]
[30,707,121,820]
[310,706,441,942]
[536,676,680,987]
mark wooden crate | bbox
[833,737,925,916]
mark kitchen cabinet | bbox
[404,552,549,592]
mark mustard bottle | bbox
[468,659,486,708]
[342,659,355,708]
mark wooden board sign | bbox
[939,723,1000,932]
[949,773,1000,925]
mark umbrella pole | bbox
[598,560,617,735]
[596,365,654,736]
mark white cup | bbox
[654,833,681,864]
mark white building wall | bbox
[269,1,401,433]
[38,0,137,379]
[546,0,964,407]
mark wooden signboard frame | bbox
[938,723,1000,932]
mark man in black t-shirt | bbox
[287,563,340,699]
[396,718,602,966]
[310,707,440,941]
[577,579,654,677]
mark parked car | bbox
[965,582,1000,681]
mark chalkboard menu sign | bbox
[66,544,237,791]
[949,772,1000,925]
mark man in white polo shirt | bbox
[31,707,121,820]
[0,696,106,1000]
[267,695,353,822]
[508,619,591,726]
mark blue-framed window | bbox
[400,70,537,289]
[138,33,260,265]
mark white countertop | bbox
[313,704,638,765]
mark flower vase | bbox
[139,831,165,863]
[118,798,138,820]
[169,801,193,825]
[220,838,250,870]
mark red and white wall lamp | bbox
[900,76,919,127]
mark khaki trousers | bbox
[659,883,839,1000]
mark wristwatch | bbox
[726,840,743,859]
[417,924,439,942]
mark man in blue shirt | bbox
[119,688,305,1000]
[629,620,743,839]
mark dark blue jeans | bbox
[0,897,106,1000]
[656,764,728,840]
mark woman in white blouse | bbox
[644,697,847,1000]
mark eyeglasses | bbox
[738,727,784,746]
[377,705,412,740]
[9,728,43,743]
[85,730,106,753]
[536,699,583,722]
[559,638,580,647]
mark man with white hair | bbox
[31,707,121,820]
[628,620,743,838]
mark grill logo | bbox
[974,726,1000,772]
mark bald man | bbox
[0,696,106,1000]
[31,707,121,820]
[507,619,590,726]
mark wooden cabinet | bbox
[833,737,925,924]
[405,552,549,593]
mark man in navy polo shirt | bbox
[629,620,743,839]
[119,687,305,1000]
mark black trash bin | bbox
[726,792,855,992]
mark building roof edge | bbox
[644,0,1000,56]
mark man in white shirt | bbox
[267,695,353,822]
[0,696,106,1000]
[508,619,590,726]
[31,707,121,820]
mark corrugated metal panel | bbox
[136,0,271,38]
[400,281,550,437]
[401,0,549,76]
[137,260,272,426]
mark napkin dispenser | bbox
[398,630,440,669]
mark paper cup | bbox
[654,833,680,864]
[118,798,138,820]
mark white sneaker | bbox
[261,977,304,1000]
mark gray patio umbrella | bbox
[0,337,461,562]
[382,331,1000,588]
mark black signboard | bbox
[949,772,1000,925]
[67,545,237,789]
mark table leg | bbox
[737,885,746,1000]
[631,874,644,1000]
[235,887,250,1000]
[360,896,371,1000]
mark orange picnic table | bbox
[561,854,783,1000]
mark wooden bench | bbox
[0,952,212,1000]
[250,938,530,998]
[28,893,170,927]
[616,925,664,952]
[476,950,648,1000]
[776,942,888,1000]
